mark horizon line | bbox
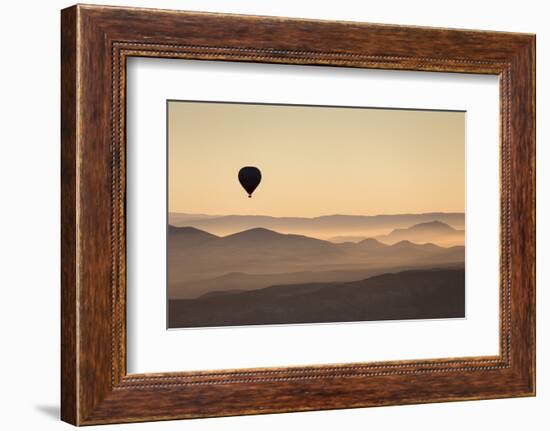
[168,211,466,219]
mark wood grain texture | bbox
[60,4,535,425]
[60,5,78,425]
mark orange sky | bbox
[168,101,465,217]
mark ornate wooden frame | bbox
[61,4,535,425]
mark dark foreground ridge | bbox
[168,268,465,328]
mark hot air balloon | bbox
[238,166,262,198]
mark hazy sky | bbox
[168,101,464,217]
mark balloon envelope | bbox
[238,166,262,197]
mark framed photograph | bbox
[61,4,535,425]
[165,100,466,329]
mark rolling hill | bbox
[168,226,465,298]
[168,268,465,328]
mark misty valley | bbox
[167,213,465,328]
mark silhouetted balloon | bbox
[238,166,262,198]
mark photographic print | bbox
[167,101,465,329]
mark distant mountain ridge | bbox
[169,212,465,238]
[376,220,464,246]
[168,225,454,252]
[168,226,465,298]
[221,227,328,246]
[387,220,457,235]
